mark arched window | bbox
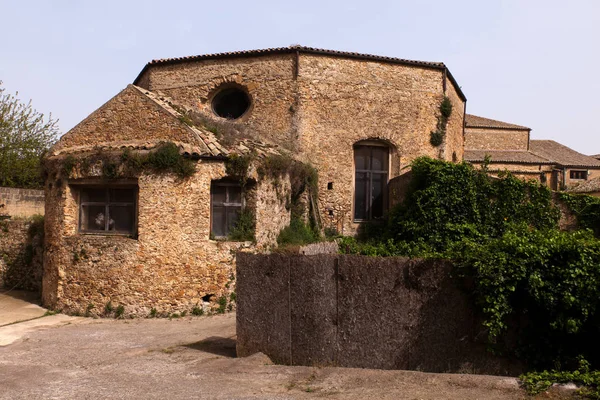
[353,142,389,221]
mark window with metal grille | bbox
[211,181,242,238]
[570,170,588,180]
[79,187,136,234]
[354,145,389,221]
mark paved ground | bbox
[0,310,579,400]
[0,289,46,326]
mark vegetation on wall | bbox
[224,152,321,246]
[227,208,255,242]
[257,154,321,246]
[340,157,600,371]
[559,192,600,237]
[429,96,453,147]
[50,142,196,181]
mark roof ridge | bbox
[465,114,531,131]
[132,45,466,101]
[146,45,445,68]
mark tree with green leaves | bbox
[0,81,59,188]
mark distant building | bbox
[464,114,600,190]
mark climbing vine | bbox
[559,192,600,237]
[429,96,453,147]
[340,157,600,370]
[49,142,195,181]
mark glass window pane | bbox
[211,185,227,205]
[354,172,369,220]
[227,186,242,205]
[81,188,107,203]
[110,188,135,203]
[226,206,241,235]
[354,146,370,170]
[371,147,388,171]
[81,205,107,231]
[371,173,387,219]
[212,206,226,237]
[108,205,135,233]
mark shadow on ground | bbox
[184,336,237,358]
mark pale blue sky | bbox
[2,0,599,154]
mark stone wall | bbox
[42,159,290,316]
[444,76,466,162]
[565,168,600,189]
[236,253,521,375]
[0,187,44,218]
[50,85,207,154]
[297,54,465,235]
[468,161,554,184]
[136,54,298,151]
[136,52,466,236]
[0,218,44,291]
[465,127,529,151]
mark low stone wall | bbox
[0,187,44,218]
[0,218,44,292]
[236,253,522,375]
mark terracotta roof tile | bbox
[133,85,284,159]
[464,150,552,164]
[568,177,600,194]
[465,114,530,131]
[529,140,600,168]
[146,45,445,69]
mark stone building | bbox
[42,46,466,315]
[463,114,600,190]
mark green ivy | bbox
[53,142,196,180]
[341,157,600,369]
[560,193,600,236]
[520,357,600,398]
[430,96,453,147]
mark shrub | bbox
[341,157,600,369]
[145,142,195,178]
[560,193,600,237]
[192,306,203,316]
[228,209,255,242]
[277,218,320,247]
[115,305,125,318]
[217,296,227,314]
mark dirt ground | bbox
[0,313,577,400]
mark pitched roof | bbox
[133,45,466,101]
[465,114,531,131]
[591,154,600,160]
[568,177,600,194]
[132,86,285,159]
[464,150,552,164]
[50,85,285,160]
[529,140,600,168]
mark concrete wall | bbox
[0,187,44,218]
[465,128,529,151]
[237,253,521,375]
[0,218,43,291]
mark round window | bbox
[211,87,251,120]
